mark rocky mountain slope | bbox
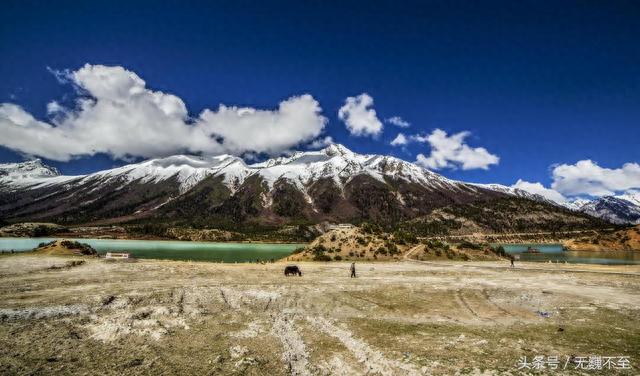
[562,194,640,225]
[475,182,640,226]
[0,144,608,233]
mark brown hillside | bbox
[563,225,640,251]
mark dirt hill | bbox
[289,227,509,262]
[563,225,640,251]
[33,240,98,256]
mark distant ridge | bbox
[0,144,611,232]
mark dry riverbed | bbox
[0,254,638,375]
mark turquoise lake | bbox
[499,243,640,265]
[1,238,638,265]
[0,237,305,263]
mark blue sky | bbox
[1,0,639,201]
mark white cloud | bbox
[414,129,499,170]
[551,160,640,197]
[307,136,334,149]
[0,64,327,161]
[338,93,383,137]
[390,133,408,146]
[506,160,640,204]
[46,101,64,115]
[386,116,410,128]
[512,179,567,203]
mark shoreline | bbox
[0,234,308,245]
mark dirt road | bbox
[0,254,638,375]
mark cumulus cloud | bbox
[551,160,640,196]
[506,160,640,204]
[512,179,567,203]
[338,93,383,137]
[385,116,410,128]
[414,129,499,170]
[0,64,327,161]
[390,133,408,146]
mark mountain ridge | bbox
[0,145,617,231]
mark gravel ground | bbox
[0,254,638,375]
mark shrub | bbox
[458,241,482,250]
[491,246,508,258]
[333,255,343,261]
[60,240,97,255]
[313,254,332,262]
[385,241,399,255]
[360,222,382,234]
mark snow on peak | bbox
[246,144,458,193]
[0,159,60,179]
[90,154,248,193]
[472,183,542,200]
[322,143,353,157]
[617,191,640,207]
[578,195,640,225]
[562,198,591,211]
[0,159,80,190]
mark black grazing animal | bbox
[284,265,302,276]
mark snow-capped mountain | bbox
[475,183,640,225]
[0,144,607,229]
[0,159,78,189]
[470,183,557,205]
[567,195,640,225]
[0,159,60,179]
[617,191,640,207]
[561,198,591,211]
[0,144,465,198]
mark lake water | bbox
[0,237,305,263]
[499,243,640,265]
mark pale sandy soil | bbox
[0,254,638,375]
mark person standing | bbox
[350,262,356,278]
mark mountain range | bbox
[0,144,628,234]
[568,194,640,225]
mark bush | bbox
[313,254,332,262]
[333,255,343,261]
[491,245,508,258]
[458,241,482,250]
[60,240,97,255]
[393,230,417,245]
[360,222,382,234]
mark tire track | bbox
[454,290,479,319]
[307,316,420,376]
[481,289,513,317]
